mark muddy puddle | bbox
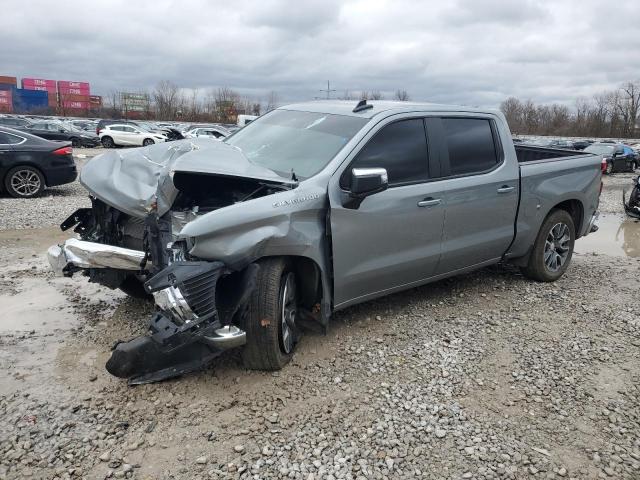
[575,213,640,258]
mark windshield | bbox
[225,110,368,179]
[585,144,615,155]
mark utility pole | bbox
[319,80,336,100]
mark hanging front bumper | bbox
[47,238,148,277]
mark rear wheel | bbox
[4,166,45,198]
[605,161,614,175]
[521,209,575,282]
[241,258,299,370]
[71,137,81,147]
[142,138,155,147]
[101,136,114,148]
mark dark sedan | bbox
[0,126,77,198]
[24,121,101,148]
[585,143,637,174]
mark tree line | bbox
[98,81,412,123]
[501,81,640,138]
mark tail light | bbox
[52,146,73,156]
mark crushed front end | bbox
[49,198,259,384]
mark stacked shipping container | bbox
[22,78,58,108]
[0,90,12,113]
[0,76,16,113]
[1,74,100,115]
[58,80,90,111]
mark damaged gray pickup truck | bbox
[48,100,602,383]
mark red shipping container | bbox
[59,86,90,96]
[0,75,17,86]
[0,96,11,105]
[0,90,11,98]
[48,91,58,107]
[58,80,90,90]
[62,101,89,109]
[0,104,13,113]
[59,93,89,102]
[22,78,56,89]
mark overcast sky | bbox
[1,0,638,107]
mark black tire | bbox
[101,136,114,148]
[241,258,299,370]
[4,165,45,198]
[631,161,637,172]
[71,137,81,147]
[118,275,151,300]
[521,209,575,282]
[142,138,155,147]
[605,161,614,175]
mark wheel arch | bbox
[550,199,583,238]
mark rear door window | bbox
[342,118,429,188]
[442,118,499,176]
[0,132,23,144]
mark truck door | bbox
[329,117,445,309]
[432,116,519,274]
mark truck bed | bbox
[507,148,601,260]
[515,145,586,163]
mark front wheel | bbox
[241,258,299,370]
[71,137,81,147]
[521,209,575,282]
[630,161,637,172]
[142,138,155,147]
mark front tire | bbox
[71,137,81,147]
[118,275,151,299]
[521,209,575,282]
[4,166,45,198]
[101,136,114,148]
[630,161,637,172]
[241,258,299,370]
[142,138,155,147]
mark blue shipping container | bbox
[12,88,49,113]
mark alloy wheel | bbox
[280,272,297,354]
[10,169,41,197]
[544,223,570,272]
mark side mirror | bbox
[350,168,388,196]
[342,168,388,209]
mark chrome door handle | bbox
[418,198,441,207]
[497,186,515,194]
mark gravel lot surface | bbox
[0,152,639,480]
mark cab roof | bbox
[278,100,500,118]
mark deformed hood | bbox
[80,138,294,218]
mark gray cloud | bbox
[0,0,638,107]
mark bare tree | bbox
[370,90,384,100]
[360,90,369,100]
[265,91,279,112]
[153,81,180,120]
[394,89,410,101]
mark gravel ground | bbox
[0,158,639,479]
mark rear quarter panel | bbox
[508,154,601,258]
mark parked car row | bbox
[0,114,237,149]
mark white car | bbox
[184,126,229,140]
[99,124,167,148]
